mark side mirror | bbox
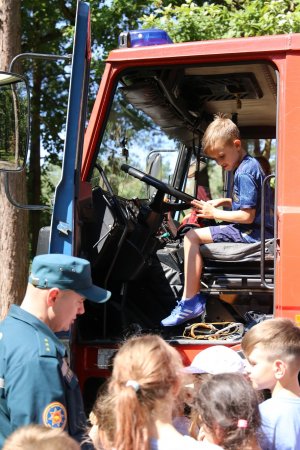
[0,72,30,172]
[146,152,162,198]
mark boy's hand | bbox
[191,199,215,219]
[207,197,232,208]
[206,199,222,207]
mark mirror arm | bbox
[9,52,72,72]
[4,173,52,211]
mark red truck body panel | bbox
[74,33,300,392]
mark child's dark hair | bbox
[194,372,261,450]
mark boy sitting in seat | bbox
[161,113,274,326]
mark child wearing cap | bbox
[181,345,246,440]
[241,318,300,450]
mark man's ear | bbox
[273,359,286,380]
[47,287,60,307]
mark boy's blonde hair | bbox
[241,318,300,366]
[202,113,240,155]
[3,425,80,450]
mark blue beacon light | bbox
[119,29,173,48]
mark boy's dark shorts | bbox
[210,224,257,243]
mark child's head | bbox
[3,425,80,450]
[202,114,244,171]
[194,372,261,450]
[110,333,184,398]
[186,346,246,440]
[94,334,185,450]
[241,318,300,391]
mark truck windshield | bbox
[90,80,179,200]
[90,61,276,206]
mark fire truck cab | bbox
[1,1,300,411]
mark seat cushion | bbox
[200,239,274,262]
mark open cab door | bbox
[49,1,91,255]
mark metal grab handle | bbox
[260,174,275,289]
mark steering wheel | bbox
[121,164,195,211]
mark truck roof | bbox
[107,33,300,62]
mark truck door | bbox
[49,1,91,255]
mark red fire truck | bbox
[1,1,300,410]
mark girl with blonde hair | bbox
[91,334,221,450]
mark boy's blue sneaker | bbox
[161,293,206,327]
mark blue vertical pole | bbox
[49,1,90,255]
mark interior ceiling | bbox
[184,64,277,128]
[121,62,277,146]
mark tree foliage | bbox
[140,0,300,41]
[20,0,160,255]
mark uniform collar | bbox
[8,304,67,356]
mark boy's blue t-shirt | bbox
[232,154,274,241]
[259,396,300,450]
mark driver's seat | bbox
[200,239,274,292]
[156,238,274,300]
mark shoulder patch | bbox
[43,402,67,429]
[38,335,56,357]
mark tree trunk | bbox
[0,0,29,319]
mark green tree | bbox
[140,0,300,40]
[20,0,77,255]
[20,0,162,256]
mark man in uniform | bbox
[0,253,111,449]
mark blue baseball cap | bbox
[29,254,111,303]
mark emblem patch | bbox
[232,192,239,202]
[43,402,67,429]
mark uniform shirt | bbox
[0,305,92,449]
[232,155,274,242]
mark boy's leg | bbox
[161,227,213,327]
[183,227,213,298]
[161,224,246,327]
